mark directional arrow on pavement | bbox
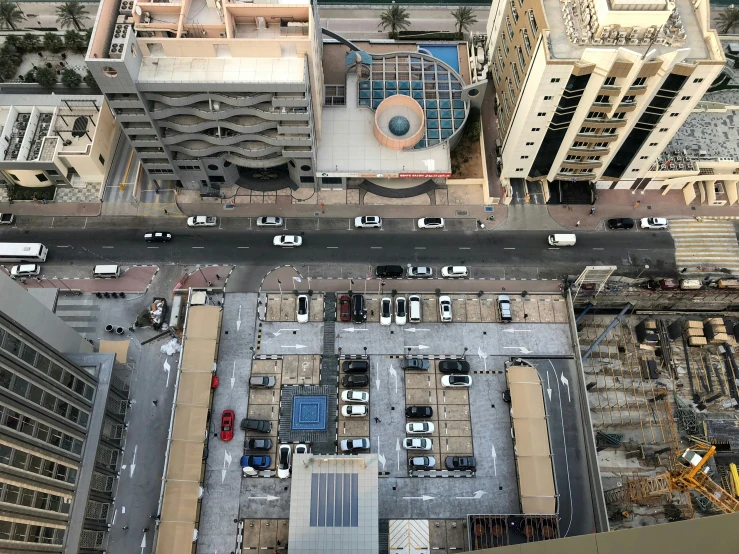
[222,450,232,483]
[140,533,146,554]
[406,345,429,350]
[403,495,435,501]
[404,328,430,333]
[237,305,242,332]
[163,358,171,388]
[560,372,571,402]
[477,346,488,371]
[248,495,279,501]
[231,361,236,390]
[389,364,397,394]
[272,328,299,337]
[503,346,533,354]
[129,445,137,478]
[343,328,369,333]
[396,438,401,472]
[377,436,386,470]
[456,490,487,500]
[546,370,552,401]
[491,444,497,476]
[281,344,307,349]
[503,329,531,333]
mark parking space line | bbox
[147,246,158,249]
[102,246,114,249]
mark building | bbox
[0,95,115,193]
[486,0,725,203]
[85,0,324,196]
[0,273,129,553]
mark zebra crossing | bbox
[670,219,739,275]
[54,296,100,338]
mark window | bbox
[98,154,105,165]
[517,46,526,70]
[506,16,514,40]
[8,173,18,181]
[559,167,574,173]
[649,142,658,146]
[210,176,225,183]
[493,63,501,85]
[632,77,647,87]
[587,156,601,161]
[594,95,609,104]
[516,168,524,171]
[594,142,609,148]
[579,127,596,134]
[573,141,587,147]
[531,127,540,132]
[604,77,617,86]
[631,168,640,172]
[512,63,521,88]
[299,176,314,184]
[544,95,552,100]
[510,0,519,23]
[587,111,605,119]
[46,169,59,176]
[622,95,636,103]
[520,155,529,159]
[670,112,679,117]
[497,49,505,70]
[551,78,560,83]
[522,29,532,55]
[501,35,509,56]
[640,155,648,159]
[537,112,546,116]
[681,95,691,101]
[659,127,668,132]
[612,112,626,120]
[528,10,538,34]
[602,127,617,135]
[525,141,535,146]
[35,173,48,183]
[565,155,580,161]
[693,78,704,83]
[507,80,515,103]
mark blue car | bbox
[241,455,271,470]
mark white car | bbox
[187,216,217,227]
[395,297,407,326]
[406,422,435,434]
[403,437,432,450]
[441,266,468,278]
[277,444,291,479]
[341,404,368,417]
[441,375,472,387]
[355,216,382,228]
[380,297,392,326]
[417,217,444,229]
[640,217,669,230]
[273,235,302,247]
[407,266,433,278]
[296,294,309,323]
[10,264,40,278]
[341,390,369,403]
[340,438,370,452]
[295,443,309,454]
[256,216,283,227]
[439,296,452,322]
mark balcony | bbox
[617,103,638,112]
[561,159,603,170]
[576,132,618,142]
[556,171,596,180]
[626,85,649,95]
[598,85,621,95]
[568,146,609,155]
[272,95,309,109]
[591,101,612,110]
[282,147,312,159]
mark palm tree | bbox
[61,68,81,88]
[56,0,89,31]
[451,7,478,39]
[379,6,410,40]
[717,7,739,35]
[44,32,63,54]
[64,29,86,52]
[35,66,57,89]
[22,32,40,53]
[0,0,26,31]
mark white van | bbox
[679,279,702,290]
[409,295,422,323]
[93,265,121,278]
[548,234,577,247]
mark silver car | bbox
[257,216,283,227]
[407,266,433,278]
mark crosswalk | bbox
[54,296,100,338]
[670,219,739,275]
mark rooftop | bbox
[137,56,305,83]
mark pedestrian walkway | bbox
[670,219,739,275]
[55,296,100,337]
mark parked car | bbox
[340,438,370,452]
[240,419,272,433]
[339,295,351,322]
[352,295,367,323]
[395,297,407,325]
[407,266,433,278]
[341,390,369,403]
[438,360,470,374]
[342,374,369,387]
[295,443,309,454]
[245,438,273,451]
[640,217,669,230]
[277,444,291,479]
[297,294,309,323]
[249,376,276,388]
[376,265,404,278]
[406,406,433,418]
[256,216,283,227]
[442,375,472,387]
[498,295,512,322]
[401,358,429,371]
[441,266,468,278]
[241,455,271,470]
[10,264,40,278]
[418,217,444,229]
[445,456,476,470]
[403,437,432,450]
[341,404,368,417]
[409,456,436,469]
[439,296,452,322]
[144,231,172,242]
[342,360,369,373]
[406,422,435,434]
[355,216,382,228]
[273,235,302,247]
[607,218,635,230]
[502,389,511,403]
[220,410,235,441]
[380,297,392,326]
[187,216,217,227]
[0,214,15,225]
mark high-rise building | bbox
[85,0,324,196]
[486,0,725,202]
[0,274,128,553]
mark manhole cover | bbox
[455,210,469,216]
[314,212,320,216]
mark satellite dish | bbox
[135,5,142,15]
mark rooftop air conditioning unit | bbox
[592,38,603,44]
[630,38,640,45]
[642,38,651,44]
[606,38,616,45]
[617,38,626,45]
[630,27,639,37]
[219,31,226,37]
[618,31,627,38]
[144,12,151,23]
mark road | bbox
[0,225,677,279]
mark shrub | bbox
[61,68,82,88]
[43,32,64,54]
[35,66,57,89]
[8,185,56,201]
[22,33,40,53]
[83,70,99,91]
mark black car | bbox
[376,265,404,278]
[406,406,433,418]
[445,456,476,470]
[607,218,635,230]
[352,294,367,323]
[438,360,470,374]
[240,419,272,433]
[342,374,369,387]
[144,231,173,242]
[401,358,430,371]
[502,389,511,403]
[245,438,273,451]
[342,360,369,373]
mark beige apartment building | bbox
[486,0,725,203]
[86,0,324,195]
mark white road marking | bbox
[550,360,574,537]
[459,247,470,250]
[238,246,249,249]
[504,247,515,250]
[371,247,382,249]
[192,246,204,249]
[147,246,158,249]
[592,248,604,250]
[102,246,114,249]
[415,247,426,249]
[327,246,338,249]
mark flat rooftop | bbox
[137,56,305,84]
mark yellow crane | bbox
[668,445,739,514]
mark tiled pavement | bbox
[55,183,101,203]
[670,219,739,275]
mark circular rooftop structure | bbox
[373,96,425,150]
[389,115,411,136]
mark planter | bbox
[105,324,114,332]
[115,327,125,335]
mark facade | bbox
[486,0,725,202]
[85,0,324,195]
[0,274,128,554]
[0,95,115,192]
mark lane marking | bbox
[504,247,515,250]
[548,247,560,250]
[147,247,158,249]
[459,247,470,250]
[592,248,604,250]
[415,247,426,250]
[192,246,204,249]
[102,246,114,249]
[238,246,249,249]
[327,246,338,249]
[371,246,382,249]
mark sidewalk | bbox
[0,201,102,217]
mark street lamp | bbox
[462,347,468,359]
[195,264,213,287]
[636,264,650,280]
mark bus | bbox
[0,243,48,263]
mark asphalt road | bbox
[0,226,677,279]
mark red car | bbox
[339,295,351,322]
[220,410,235,441]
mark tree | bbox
[83,69,99,91]
[451,7,478,39]
[61,68,81,87]
[717,7,739,35]
[35,66,57,89]
[1,44,22,67]
[22,33,40,53]
[4,34,23,53]
[64,29,86,52]
[0,57,17,81]
[0,0,25,31]
[43,32,63,54]
[56,0,88,31]
[379,6,410,40]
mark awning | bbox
[180,337,217,372]
[185,306,222,339]
[517,456,557,514]
[98,339,130,364]
[161,481,201,523]
[165,441,205,482]
[512,417,551,457]
[155,521,196,554]
[171,405,209,442]
[176,372,212,407]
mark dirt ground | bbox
[451,136,483,179]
